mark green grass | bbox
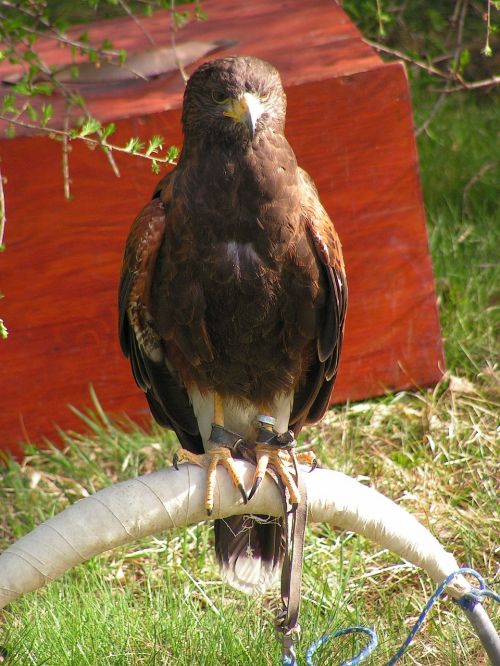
[0,82,498,666]
[414,85,500,377]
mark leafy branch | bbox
[364,37,500,92]
[0,0,205,339]
[343,0,499,98]
[0,112,179,173]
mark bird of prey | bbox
[119,56,347,594]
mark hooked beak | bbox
[223,92,264,137]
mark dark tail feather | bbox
[214,515,285,595]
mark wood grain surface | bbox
[0,0,444,456]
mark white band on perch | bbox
[0,462,471,610]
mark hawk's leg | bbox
[173,394,248,516]
[248,416,316,504]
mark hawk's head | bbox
[181,56,287,144]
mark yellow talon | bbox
[249,445,316,503]
[173,445,247,515]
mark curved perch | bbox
[0,462,472,609]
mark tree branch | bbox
[462,161,498,220]
[117,0,157,46]
[0,162,5,248]
[0,114,177,167]
[364,36,500,92]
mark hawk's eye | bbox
[211,90,230,105]
[260,91,271,102]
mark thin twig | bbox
[170,0,189,83]
[0,114,177,166]
[0,1,121,58]
[365,37,500,92]
[482,0,492,56]
[364,38,455,81]
[118,0,156,46]
[0,162,6,248]
[442,75,500,92]
[417,0,466,137]
[375,0,385,36]
[451,0,468,73]
[62,106,71,200]
[3,29,122,178]
[0,16,149,84]
[462,161,497,220]
[415,91,448,136]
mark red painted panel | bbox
[0,2,443,456]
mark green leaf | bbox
[23,49,38,63]
[0,318,8,340]
[458,48,471,72]
[151,159,161,174]
[54,18,70,35]
[173,10,190,29]
[1,95,16,114]
[41,103,53,127]
[146,135,164,156]
[123,137,144,153]
[194,1,208,21]
[70,64,80,80]
[102,122,116,139]
[27,104,38,121]
[166,145,179,162]
[79,118,102,137]
[31,82,54,96]
[11,79,31,96]
[118,49,127,65]
[69,93,85,108]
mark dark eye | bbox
[260,91,271,102]
[211,89,230,105]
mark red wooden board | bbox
[0,0,444,456]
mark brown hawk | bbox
[119,56,347,594]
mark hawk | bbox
[119,56,347,594]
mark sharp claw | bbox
[248,476,262,501]
[206,507,213,517]
[309,458,318,472]
[238,483,248,504]
[173,454,179,470]
[291,502,299,512]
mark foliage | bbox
[0,0,201,173]
[342,0,499,91]
[0,0,204,338]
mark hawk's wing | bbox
[290,168,348,429]
[118,174,203,452]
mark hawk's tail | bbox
[214,515,285,594]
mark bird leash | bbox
[274,444,308,666]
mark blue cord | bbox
[305,627,377,666]
[302,568,498,666]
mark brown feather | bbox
[119,56,347,592]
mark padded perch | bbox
[0,461,472,609]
